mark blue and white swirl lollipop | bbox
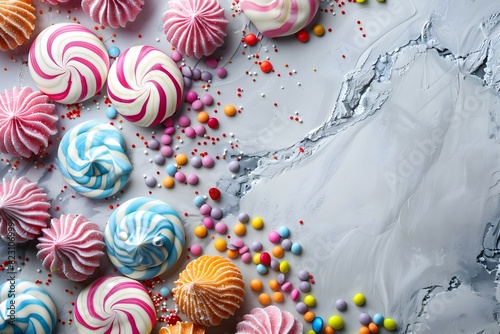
[105,197,185,280]
[57,120,133,199]
[0,280,57,334]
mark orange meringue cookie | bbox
[173,255,245,326]
[159,322,206,334]
[0,0,36,51]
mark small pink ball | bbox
[185,90,198,103]
[184,126,196,138]
[191,100,203,111]
[174,171,186,183]
[186,173,198,185]
[241,252,252,263]
[268,231,281,243]
[203,217,214,229]
[160,134,172,145]
[290,289,300,301]
[215,222,228,234]
[201,94,214,105]
[160,146,173,157]
[202,156,214,168]
[178,115,191,127]
[190,244,203,256]
[200,204,212,216]
[195,125,206,136]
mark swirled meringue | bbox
[159,322,206,334]
[0,86,57,158]
[82,0,145,29]
[236,306,303,334]
[173,255,245,326]
[0,177,50,243]
[105,197,185,280]
[162,0,229,58]
[57,120,133,199]
[0,0,36,51]
[74,275,156,334]
[37,214,105,281]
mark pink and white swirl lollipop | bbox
[107,45,184,127]
[28,23,110,104]
[240,0,320,38]
[74,275,156,334]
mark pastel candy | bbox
[74,275,156,334]
[57,120,133,199]
[0,280,57,334]
[107,45,184,127]
[105,197,185,280]
[82,0,145,28]
[236,305,303,334]
[28,23,110,104]
[240,0,320,38]
[0,0,35,51]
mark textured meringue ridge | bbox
[173,255,245,326]
[0,177,50,243]
[162,0,229,58]
[0,0,36,51]
[0,86,57,158]
[36,214,105,281]
[82,0,145,28]
[236,305,303,334]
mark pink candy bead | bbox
[191,100,203,110]
[232,238,245,248]
[201,94,213,105]
[184,126,196,138]
[203,217,214,229]
[215,222,227,234]
[186,173,198,185]
[205,56,218,68]
[241,252,252,263]
[178,115,191,127]
[239,246,249,254]
[202,156,214,168]
[190,243,202,256]
[290,289,300,301]
[185,90,198,103]
[163,117,174,127]
[281,282,292,292]
[268,231,281,243]
[170,50,182,62]
[174,171,186,182]
[164,126,175,135]
[200,204,212,216]
[207,117,219,129]
[195,124,206,136]
[160,146,173,157]
[160,134,172,145]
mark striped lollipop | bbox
[28,23,109,104]
[0,280,57,334]
[240,0,320,38]
[105,197,185,280]
[74,275,156,334]
[57,120,133,199]
[107,45,184,127]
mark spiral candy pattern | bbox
[105,197,185,280]
[107,45,184,127]
[240,0,320,38]
[57,120,133,199]
[28,23,110,104]
[74,275,156,334]
[0,280,57,334]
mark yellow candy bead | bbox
[304,294,316,307]
[251,216,264,229]
[194,225,207,238]
[214,238,227,251]
[175,153,188,165]
[307,330,316,334]
[162,176,175,188]
[353,293,366,306]
[252,252,261,264]
[312,24,325,36]
[328,315,344,330]
[383,318,397,331]
[197,111,209,123]
[279,261,290,273]
[224,104,237,116]
[233,222,246,236]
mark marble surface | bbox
[1,0,500,333]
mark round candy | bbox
[312,317,324,333]
[240,0,320,38]
[383,318,397,331]
[359,312,371,326]
[279,261,290,273]
[107,45,184,127]
[0,280,57,334]
[214,237,227,251]
[57,120,133,199]
[268,230,281,243]
[335,298,347,311]
[228,160,240,173]
[251,241,263,251]
[193,195,206,207]
[299,281,311,292]
[160,286,171,297]
[304,294,316,307]
[328,315,344,330]
[296,302,308,314]
[372,313,384,325]
[353,293,366,306]
[250,278,263,291]
[251,216,264,229]
[277,226,290,238]
[104,197,185,280]
[256,264,268,274]
[260,252,271,266]
[215,222,228,234]
[75,276,156,333]
[238,212,250,223]
[194,225,207,238]
[281,238,292,250]
[298,269,309,281]
[291,242,302,254]
[233,222,246,235]
[29,23,109,104]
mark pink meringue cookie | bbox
[0,177,50,243]
[37,214,105,281]
[0,86,57,158]
[82,0,145,29]
[236,306,303,334]
[163,0,229,58]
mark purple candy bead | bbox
[299,281,311,292]
[276,273,285,285]
[281,239,292,251]
[191,68,201,80]
[181,65,192,78]
[191,156,202,168]
[270,259,280,271]
[359,313,371,326]
[238,212,249,223]
[211,207,223,220]
[335,299,347,311]
[145,176,156,188]
[251,241,262,252]
[153,154,166,165]
[228,161,240,173]
[298,270,309,281]
[148,139,160,150]
[296,302,308,314]
[183,77,192,89]
[201,71,212,82]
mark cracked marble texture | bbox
[1,0,500,333]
